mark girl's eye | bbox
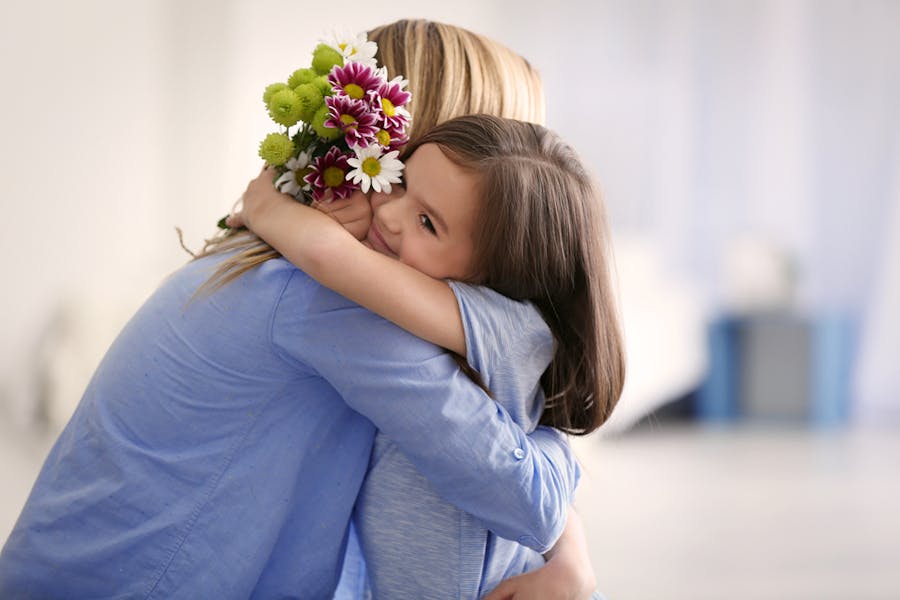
[418,214,436,234]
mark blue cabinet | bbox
[696,314,854,425]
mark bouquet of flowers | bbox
[220,33,411,228]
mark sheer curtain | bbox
[504,0,900,425]
[854,156,900,422]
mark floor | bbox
[572,423,900,600]
[3,417,899,599]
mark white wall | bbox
[1,1,171,423]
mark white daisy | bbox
[346,145,404,194]
[325,31,378,68]
[274,151,312,198]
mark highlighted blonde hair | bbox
[369,19,545,140]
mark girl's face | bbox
[365,143,479,280]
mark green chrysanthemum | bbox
[311,104,341,141]
[258,132,295,166]
[311,44,343,75]
[287,67,317,89]
[262,82,289,104]
[293,83,325,123]
[313,76,334,97]
[267,88,303,127]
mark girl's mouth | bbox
[367,222,396,257]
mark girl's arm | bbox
[485,508,597,600]
[232,167,466,355]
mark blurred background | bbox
[1,0,898,598]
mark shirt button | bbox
[513,447,526,460]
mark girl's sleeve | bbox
[273,273,578,552]
[448,281,555,432]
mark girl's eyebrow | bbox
[417,196,448,234]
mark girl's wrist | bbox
[244,188,290,229]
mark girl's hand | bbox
[484,507,597,600]
[482,559,596,600]
[312,191,372,241]
[227,168,372,241]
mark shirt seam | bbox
[268,269,327,380]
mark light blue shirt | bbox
[0,253,577,599]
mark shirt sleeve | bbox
[449,281,555,432]
[272,272,578,552]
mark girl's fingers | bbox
[225,212,246,228]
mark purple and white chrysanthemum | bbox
[346,145,404,194]
[328,62,384,102]
[387,74,410,90]
[373,78,412,130]
[303,146,357,202]
[274,150,313,198]
[374,125,408,151]
[324,95,380,148]
[372,66,389,81]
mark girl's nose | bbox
[374,192,403,233]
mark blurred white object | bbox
[600,234,708,433]
[722,233,797,315]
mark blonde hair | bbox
[369,19,545,139]
[408,115,625,434]
[194,19,546,290]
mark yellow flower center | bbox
[340,114,357,129]
[343,83,365,100]
[294,167,312,185]
[381,98,396,117]
[362,156,382,177]
[323,166,345,188]
[376,129,392,147]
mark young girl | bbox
[228,113,625,596]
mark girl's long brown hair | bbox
[406,115,626,435]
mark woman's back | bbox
[0,254,376,598]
